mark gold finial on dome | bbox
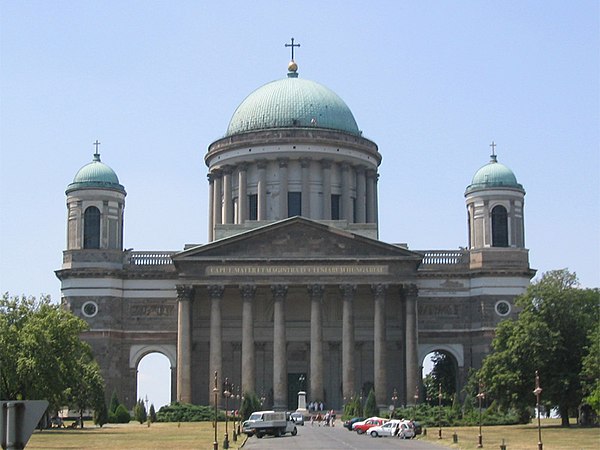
[288,60,298,72]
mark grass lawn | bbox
[419,418,599,450]
[27,418,599,450]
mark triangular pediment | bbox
[173,217,420,262]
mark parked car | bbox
[343,417,364,431]
[411,420,422,436]
[352,417,387,434]
[290,412,304,425]
[397,420,415,439]
[368,419,402,437]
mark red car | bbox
[352,417,387,434]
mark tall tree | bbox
[479,270,599,425]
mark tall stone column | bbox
[176,285,194,403]
[278,158,288,219]
[223,166,233,224]
[309,284,325,402]
[301,158,311,216]
[213,170,223,229]
[340,284,356,400]
[341,162,352,221]
[372,283,387,406]
[355,166,366,223]
[321,160,332,220]
[208,284,225,405]
[240,284,256,395]
[404,284,420,405]
[207,174,214,241]
[238,164,248,224]
[257,160,267,220]
[272,284,288,410]
[366,169,377,224]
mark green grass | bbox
[27,418,599,450]
[419,418,600,450]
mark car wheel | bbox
[256,433,263,439]
[370,431,378,437]
[292,427,297,436]
[356,429,364,434]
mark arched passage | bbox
[419,344,463,405]
[131,344,176,410]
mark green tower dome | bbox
[226,64,360,136]
[466,154,523,194]
[66,153,125,194]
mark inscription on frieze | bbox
[130,303,176,317]
[418,303,460,317]
[206,265,388,276]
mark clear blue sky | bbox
[1,1,598,409]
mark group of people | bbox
[310,409,337,427]
[307,401,324,412]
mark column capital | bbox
[211,168,223,178]
[307,284,325,299]
[207,284,225,299]
[371,283,388,299]
[257,159,268,169]
[340,161,351,171]
[237,162,248,172]
[176,284,194,301]
[339,283,357,300]
[222,165,233,175]
[300,157,311,168]
[271,284,288,299]
[320,158,333,169]
[402,283,419,298]
[207,172,215,183]
[354,164,367,174]
[278,158,289,168]
[239,284,257,300]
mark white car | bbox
[368,419,415,439]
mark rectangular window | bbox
[248,194,258,220]
[288,192,302,217]
[331,194,340,220]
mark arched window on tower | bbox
[84,206,101,249]
[491,205,508,247]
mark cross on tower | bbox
[285,38,300,61]
[489,141,497,156]
[93,140,101,156]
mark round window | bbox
[495,300,511,317]
[82,301,98,318]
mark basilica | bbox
[56,56,534,410]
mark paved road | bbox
[241,424,446,450]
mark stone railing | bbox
[418,250,468,266]
[127,251,176,266]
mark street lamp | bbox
[238,387,243,435]
[438,383,443,439]
[533,371,543,450]
[476,380,485,448]
[213,371,219,450]
[231,383,237,442]
[391,388,398,418]
[223,378,231,449]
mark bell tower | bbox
[64,142,126,261]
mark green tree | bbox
[114,404,131,423]
[149,403,157,423]
[0,293,104,417]
[430,352,456,403]
[363,389,378,417]
[109,390,120,415]
[134,399,147,424]
[67,358,105,428]
[94,398,109,427]
[479,270,599,426]
[580,323,600,415]
[239,391,261,421]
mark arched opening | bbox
[137,352,172,412]
[83,206,100,249]
[491,205,508,247]
[422,350,459,406]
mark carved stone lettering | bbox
[418,303,460,317]
[130,304,176,317]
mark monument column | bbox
[404,283,420,405]
[208,284,225,404]
[301,158,311,216]
[321,160,332,219]
[212,170,223,228]
[240,284,256,395]
[340,284,357,400]
[278,158,289,219]
[355,166,366,223]
[207,174,214,241]
[341,163,352,221]
[222,166,233,224]
[372,284,387,406]
[238,163,248,224]
[257,160,267,220]
[309,284,325,402]
[176,284,194,403]
[272,285,288,410]
[366,169,376,223]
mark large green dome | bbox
[466,155,523,194]
[66,153,125,193]
[226,67,360,136]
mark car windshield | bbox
[248,413,262,420]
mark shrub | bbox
[156,402,225,422]
[114,404,131,423]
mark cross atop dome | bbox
[285,38,300,77]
